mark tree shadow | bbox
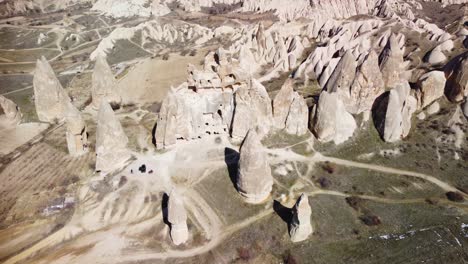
[152,122,157,146]
[224,147,239,189]
[161,192,170,226]
[273,200,292,230]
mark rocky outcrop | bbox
[463,99,468,118]
[273,79,308,136]
[92,0,170,18]
[91,55,121,109]
[289,193,313,243]
[33,57,71,123]
[416,71,446,108]
[95,101,131,174]
[65,104,88,157]
[312,91,357,144]
[325,50,357,99]
[349,50,385,114]
[285,93,309,136]
[0,95,22,127]
[237,129,273,204]
[167,189,189,245]
[379,34,405,89]
[231,80,273,140]
[444,52,468,102]
[373,82,417,142]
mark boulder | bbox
[95,101,131,174]
[0,95,22,127]
[289,194,313,243]
[444,52,468,102]
[237,129,273,204]
[426,49,447,65]
[33,56,71,123]
[167,189,189,246]
[91,55,121,109]
[379,34,404,88]
[312,91,356,144]
[373,82,417,142]
[65,103,88,156]
[416,71,446,108]
[349,50,385,114]
[426,101,440,115]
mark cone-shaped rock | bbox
[285,93,309,136]
[33,56,71,123]
[325,50,357,98]
[167,189,189,245]
[95,101,131,174]
[373,82,417,142]
[65,103,88,156]
[155,90,178,149]
[237,129,273,204]
[349,51,385,114]
[91,55,121,109]
[289,194,313,243]
[273,79,295,129]
[0,95,22,127]
[312,91,356,144]
[379,34,404,89]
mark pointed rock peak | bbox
[92,54,120,109]
[237,128,273,204]
[0,95,22,125]
[289,193,312,243]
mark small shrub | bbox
[237,247,251,261]
[345,196,363,211]
[359,214,381,226]
[446,191,464,202]
[317,177,331,188]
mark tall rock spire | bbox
[91,55,121,109]
[65,103,88,156]
[289,193,313,242]
[167,189,189,245]
[33,56,71,123]
[95,101,131,174]
[237,129,273,204]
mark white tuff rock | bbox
[312,91,357,144]
[289,193,313,243]
[95,102,131,174]
[65,104,88,156]
[91,55,121,109]
[33,57,71,123]
[167,189,189,245]
[0,95,22,127]
[237,129,273,204]
[416,71,446,108]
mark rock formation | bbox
[95,101,131,174]
[65,104,88,157]
[349,50,385,114]
[33,56,71,123]
[379,34,404,89]
[444,52,468,102]
[167,189,189,245]
[231,79,273,140]
[0,95,22,127]
[416,71,446,108]
[237,129,273,204]
[325,50,357,100]
[312,91,357,144]
[91,55,121,109]
[273,79,309,136]
[289,193,313,243]
[463,99,468,118]
[374,82,417,142]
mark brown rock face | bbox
[237,129,273,204]
[0,95,22,127]
[444,52,468,102]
